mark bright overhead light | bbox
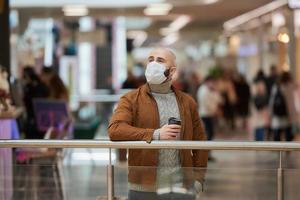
[159,27,172,36]
[169,15,191,31]
[159,15,191,36]
[63,5,89,17]
[144,3,173,16]
[144,8,169,16]
[202,0,220,5]
[11,0,165,8]
[278,33,289,43]
[127,30,148,47]
[272,12,285,28]
[224,0,287,31]
[125,17,152,30]
[161,32,179,46]
[147,3,173,10]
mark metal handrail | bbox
[1,140,300,151]
[0,139,293,200]
[73,94,121,102]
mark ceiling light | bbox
[278,33,289,43]
[159,27,172,36]
[289,0,300,9]
[11,0,165,8]
[144,8,169,16]
[159,15,191,36]
[202,0,220,5]
[63,5,89,17]
[224,0,287,31]
[125,17,152,30]
[169,15,191,31]
[272,12,285,28]
[127,30,148,47]
[161,32,179,46]
[144,3,173,16]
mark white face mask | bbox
[145,61,169,84]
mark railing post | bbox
[107,148,114,200]
[277,151,284,200]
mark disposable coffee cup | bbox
[168,117,181,125]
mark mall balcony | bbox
[1,0,300,199]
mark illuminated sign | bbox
[289,0,300,9]
[33,99,69,132]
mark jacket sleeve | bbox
[108,95,155,143]
[190,98,209,181]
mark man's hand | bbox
[159,124,181,140]
[194,180,205,193]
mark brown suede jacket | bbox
[108,84,208,187]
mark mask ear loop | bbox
[164,68,170,77]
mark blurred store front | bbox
[4,0,280,95]
[224,0,300,82]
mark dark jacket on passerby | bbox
[234,79,251,117]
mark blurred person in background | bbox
[266,65,280,99]
[234,74,251,130]
[40,66,54,86]
[132,63,147,87]
[22,66,49,139]
[184,71,201,101]
[197,75,222,160]
[253,69,271,140]
[278,72,300,141]
[122,70,139,89]
[254,70,268,88]
[172,70,189,91]
[252,78,269,141]
[218,71,237,130]
[47,73,69,101]
[292,83,300,141]
[40,67,69,101]
[269,72,293,141]
[197,75,222,141]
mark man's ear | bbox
[170,67,177,76]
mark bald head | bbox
[147,47,177,68]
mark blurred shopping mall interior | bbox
[1,0,300,199]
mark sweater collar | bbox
[142,82,181,99]
[148,81,172,94]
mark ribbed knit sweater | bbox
[129,81,182,192]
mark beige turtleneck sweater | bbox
[129,81,183,192]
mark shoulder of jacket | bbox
[122,89,138,99]
[177,90,197,105]
[121,87,145,102]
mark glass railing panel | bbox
[7,163,108,200]
[284,169,300,200]
[0,146,110,200]
[1,147,300,200]
[113,166,277,200]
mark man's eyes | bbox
[148,57,165,63]
[157,58,165,63]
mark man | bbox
[108,48,208,200]
[266,65,279,99]
[197,76,222,140]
